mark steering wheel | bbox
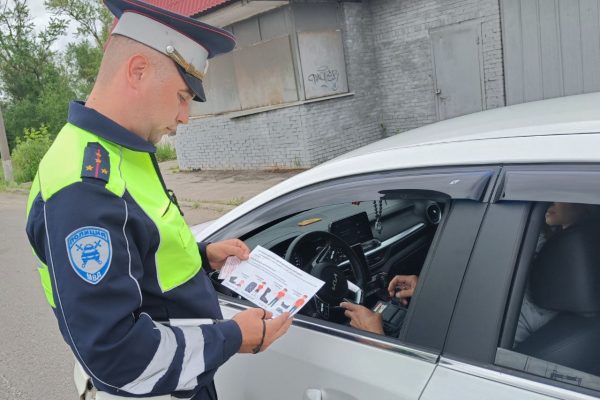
[284,231,370,320]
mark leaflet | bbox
[220,246,325,317]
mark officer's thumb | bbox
[262,313,293,350]
[246,307,272,320]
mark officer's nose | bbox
[177,106,189,125]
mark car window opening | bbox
[210,194,447,338]
[496,201,600,393]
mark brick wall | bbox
[176,2,383,170]
[370,0,505,134]
[176,0,505,170]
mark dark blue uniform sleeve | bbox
[27,181,241,396]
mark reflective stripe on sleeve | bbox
[120,320,177,394]
[175,326,205,391]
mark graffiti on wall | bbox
[307,66,340,91]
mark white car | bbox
[196,92,600,400]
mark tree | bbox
[46,0,113,96]
[45,0,113,49]
[0,0,66,100]
[0,0,75,147]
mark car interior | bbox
[210,194,445,326]
[497,202,600,391]
[514,214,600,376]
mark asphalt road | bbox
[0,166,297,398]
[0,192,76,399]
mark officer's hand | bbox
[206,239,250,270]
[232,308,293,353]
[340,302,384,335]
[387,274,418,306]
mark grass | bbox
[183,196,245,212]
[0,167,5,191]
[0,163,32,192]
[223,196,245,206]
[266,163,306,173]
[156,143,177,162]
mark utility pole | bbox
[0,107,14,183]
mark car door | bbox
[422,164,600,400]
[199,166,499,400]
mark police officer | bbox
[24,0,292,398]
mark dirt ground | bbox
[160,160,301,225]
[1,161,301,226]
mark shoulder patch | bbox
[81,143,110,183]
[65,226,113,284]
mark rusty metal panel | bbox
[292,2,340,32]
[298,30,348,99]
[233,16,261,47]
[190,52,241,116]
[259,6,289,41]
[233,35,298,109]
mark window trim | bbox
[494,164,600,204]
[440,356,600,400]
[218,294,440,364]
[188,92,355,121]
[204,166,499,352]
[453,163,600,397]
[498,202,547,348]
[206,166,499,243]
[443,201,532,361]
[402,200,490,350]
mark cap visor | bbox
[176,64,206,102]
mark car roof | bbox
[335,91,600,160]
[196,92,600,237]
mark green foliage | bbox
[46,0,112,96]
[0,0,111,149]
[45,0,113,49]
[0,0,67,101]
[224,197,245,206]
[3,70,75,146]
[64,40,104,95]
[156,143,178,162]
[11,125,52,183]
[0,0,73,148]
[0,161,5,190]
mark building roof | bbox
[142,0,233,17]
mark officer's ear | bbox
[126,54,150,90]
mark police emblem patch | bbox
[65,226,112,284]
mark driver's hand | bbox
[205,239,250,270]
[340,302,384,335]
[387,275,418,306]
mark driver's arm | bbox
[339,302,384,335]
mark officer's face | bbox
[145,64,193,144]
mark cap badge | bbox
[166,45,206,81]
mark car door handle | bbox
[304,388,358,400]
[304,388,322,400]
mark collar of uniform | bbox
[67,101,156,153]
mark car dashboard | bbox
[243,199,444,293]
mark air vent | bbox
[426,204,442,225]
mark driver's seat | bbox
[515,222,600,375]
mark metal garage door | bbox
[502,0,600,105]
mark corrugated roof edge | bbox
[190,0,236,18]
